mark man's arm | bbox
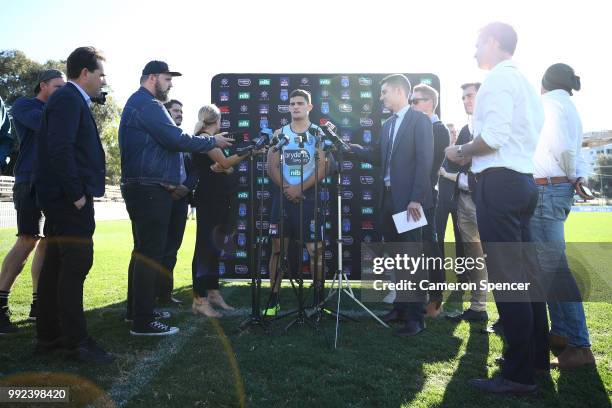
[10,98,43,133]
[140,102,231,153]
[409,114,434,205]
[45,93,84,204]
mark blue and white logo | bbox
[321,102,330,115]
[280,89,289,101]
[341,76,350,88]
[363,130,372,144]
[280,77,289,87]
[219,91,229,102]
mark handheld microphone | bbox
[236,144,255,157]
[252,127,273,150]
[272,133,289,152]
[322,121,351,152]
[91,91,107,105]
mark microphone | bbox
[252,127,273,150]
[321,121,351,152]
[272,133,289,152]
[236,144,255,157]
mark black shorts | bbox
[269,188,324,243]
[13,182,44,237]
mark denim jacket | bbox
[119,87,216,185]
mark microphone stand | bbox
[239,143,269,332]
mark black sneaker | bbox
[66,337,115,364]
[28,301,37,321]
[448,309,488,322]
[124,310,171,323]
[130,321,179,336]
[0,307,18,334]
[33,338,65,357]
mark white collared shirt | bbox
[533,89,586,180]
[471,59,544,174]
[68,80,92,109]
[384,104,410,186]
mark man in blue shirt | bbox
[119,61,232,336]
[0,70,65,335]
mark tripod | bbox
[318,145,390,348]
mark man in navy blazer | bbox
[350,74,434,336]
[33,47,112,363]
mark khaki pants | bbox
[457,192,487,312]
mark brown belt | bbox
[534,176,570,185]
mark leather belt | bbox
[534,176,570,185]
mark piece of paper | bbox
[392,207,428,234]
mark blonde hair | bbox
[194,104,221,135]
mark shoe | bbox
[124,310,171,323]
[0,307,18,334]
[28,301,37,321]
[481,319,503,335]
[448,309,488,322]
[549,333,569,356]
[551,346,596,370]
[262,303,280,317]
[157,296,183,307]
[394,320,426,337]
[207,292,235,311]
[469,376,537,395]
[66,337,115,364]
[130,321,179,336]
[380,309,407,324]
[382,290,396,304]
[192,297,222,318]
[425,300,443,318]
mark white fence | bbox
[0,176,129,229]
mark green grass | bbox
[0,214,610,407]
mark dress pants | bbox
[474,168,549,385]
[380,187,427,322]
[36,195,95,348]
[122,184,173,328]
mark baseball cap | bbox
[141,60,182,77]
[34,69,65,94]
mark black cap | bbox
[34,69,65,94]
[542,63,581,95]
[141,60,182,77]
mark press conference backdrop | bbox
[210,73,440,279]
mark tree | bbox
[589,154,612,199]
[0,49,122,184]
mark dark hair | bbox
[164,99,183,109]
[289,89,311,104]
[380,74,412,96]
[460,82,481,92]
[479,22,517,55]
[66,46,105,80]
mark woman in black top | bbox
[191,105,247,317]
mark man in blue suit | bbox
[33,47,112,363]
[350,74,434,336]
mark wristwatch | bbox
[457,145,464,157]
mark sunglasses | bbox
[410,97,429,105]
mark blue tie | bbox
[383,114,398,180]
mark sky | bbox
[1,0,610,134]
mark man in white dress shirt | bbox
[531,63,596,369]
[446,22,547,395]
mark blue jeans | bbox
[529,182,591,348]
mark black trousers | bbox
[192,193,234,297]
[36,195,95,348]
[423,205,445,302]
[156,196,189,300]
[122,184,173,328]
[474,168,549,385]
[380,188,427,322]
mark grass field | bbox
[0,214,610,407]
